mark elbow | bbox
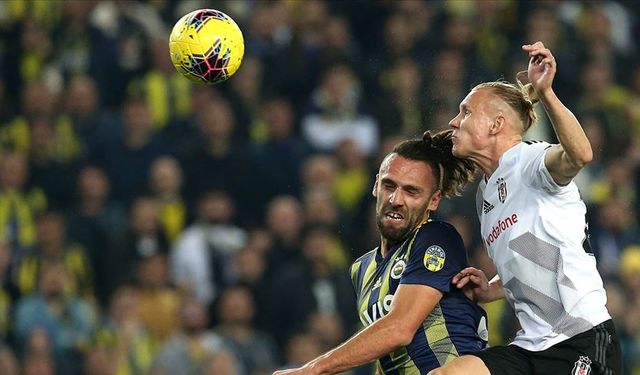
[395,326,416,347]
[574,147,593,168]
[567,144,593,169]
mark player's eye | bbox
[405,188,419,196]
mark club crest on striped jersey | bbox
[390,259,406,279]
[423,245,445,272]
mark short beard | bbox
[376,215,411,244]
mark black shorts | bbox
[471,320,622,375]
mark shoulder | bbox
[415,220,462,242]
[353,248,377,265]
[520,140,553,156]
[351,248,377,275]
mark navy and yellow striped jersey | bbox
[350,220,487,374]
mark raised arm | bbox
[272,283,443,375]
[523,42,593,186]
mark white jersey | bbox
[477,141,610,351]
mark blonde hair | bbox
[473,71,539,132]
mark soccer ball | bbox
[169,9,244,84]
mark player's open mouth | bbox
[385,212,404,222]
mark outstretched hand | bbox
[522,41,556,95]
[452,267,490,303]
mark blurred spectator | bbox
[14,211,94,299]
[64,75,120,159]
[90,284,154,375]
[27,117,78,208]
[179,97,252,220]
[301,154,338,193]
[319,15,362,71]
[333,139,371,217]
[127,37,192,131]
[0,242,15,342]
[575,59,632,162]
[228,245,270,327]
[281,334,322,370]
[201,347,245,375]
[300,190,349,268]
[306,312,345,352]
[301,63,379,156]
[22,350,55,375]
[53,1,123,107]
[1,80,83,162]
[227,55,264,143]
[171,190,247,305]
[592,198,640,277]
[96,97,168,203]
[136,254,181,345]
[425,49,468,114]
[65,166,128,307]
[150,297,231,375]
[263,196,305,272]
[249,98,308,215]
[118,197,168,278]
[0,151,47,253]
[262,224,357,349]
[0,344,18,375]
[373,57,427,138]
[148,156,186,245]
[214,286,278,375]
[14,262,95,374]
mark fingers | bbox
[452,267,476,283]
[522,41,545,50]
[454,275,470,288]
[523,42,555,66]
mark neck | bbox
[379,238,394,257]
[471,137,521,177]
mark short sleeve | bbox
[400,222,467,293]
[518,142,566,194]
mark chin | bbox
[380,223,410,243]
[451,145,465,158]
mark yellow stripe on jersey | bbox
[358,257,379,320]
[423,304,459,366]
[404,221,425,261]
[350,260,361,289]
[390,349,421,375]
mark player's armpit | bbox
[544,144,580,186]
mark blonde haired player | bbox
[429,42,622,375]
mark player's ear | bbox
[372,174,379,197]
[490,114,506,135]
[427,189,442,211]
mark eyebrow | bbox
[381,177,423,193]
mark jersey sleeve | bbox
[519,142,566,194]
[400,222,467,293]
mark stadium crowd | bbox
[0,0,639,374]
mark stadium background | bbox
[0,0,639,374]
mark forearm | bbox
[539,88,592,166]
[308,315,409,374]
